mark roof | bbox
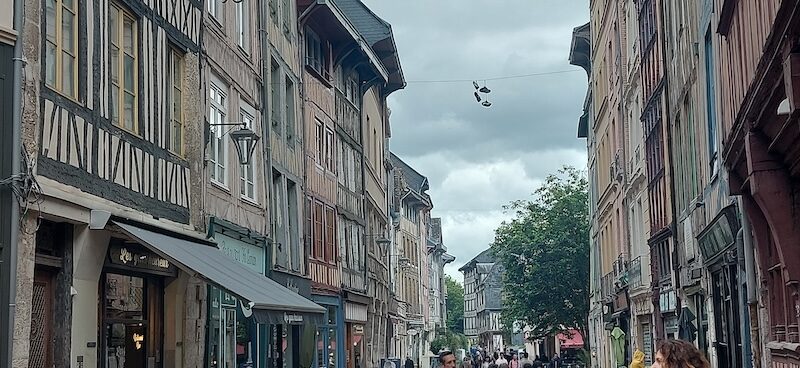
[334,0,406,93]
[390,152,430,195]
[458,248,495,272]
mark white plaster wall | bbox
[70,226,111,368]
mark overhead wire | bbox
[404,69,582,84]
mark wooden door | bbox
[29,270,54,368]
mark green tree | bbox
[491,166,590,345]
[445,275,464,334]
[430,328,469,355]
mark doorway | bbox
[28,270,55,368]
[711,264,742,368]
[102,272,163,368]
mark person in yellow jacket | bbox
[629,350,645,368]
[629,339,709,368]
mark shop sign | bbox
[215,232,264,274]
[353,324,364,335]
[284,313,303,324]
[108,244,175,274]
[697,205,740,264]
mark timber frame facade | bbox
[1,0,452,367]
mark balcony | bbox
[629,256,643,288]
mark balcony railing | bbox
[629,256,642,288]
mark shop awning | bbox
[557,330,585,349]
[113,221,325,325]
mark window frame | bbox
[209,80,229,187]
[45,0,79,99]
[324,206,336,264]
[285,76,295,145]
[109,3,139,133]
[235,1,250,54]
[208,0,224,24]
[167,47,184,155]
[239,104,257,201]
[324,128,334,172]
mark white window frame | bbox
[208,0,224,23]
[209,80,228,187]
[235,1,250,54]
[240,104,257,201]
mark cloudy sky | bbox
[360,0,590,281]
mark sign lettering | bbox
[109,245,174,273]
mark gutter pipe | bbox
[3,0,24,364]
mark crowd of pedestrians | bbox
[453,348,562,368]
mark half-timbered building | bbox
[10,0,326,367]
[715,1,800,366]
[389,152,433,363]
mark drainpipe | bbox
[739,196,761,368]
[3,0,24,364]
[735,226,753,367]
[258,0,273,259]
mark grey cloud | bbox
[361,0,590,279]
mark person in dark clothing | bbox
[405,357,414,368]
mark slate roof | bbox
[458,248,496,272]
[390,152,429,195]
[334,0,392,46]
[334,0,406,92]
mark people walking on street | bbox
[406,356,415,368]
[651,339,710,368]
[519,352,533,367]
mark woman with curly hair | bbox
[650,339,710,368]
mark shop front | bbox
[88,217,325,368]
[313,295,344,368]
[696,205,744,368]
[102,240,176,368]
[343,294,369,368]
[269,270,316,368]
[206,219,269,368]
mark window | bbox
[45,0,77,98]
[305,196,312,257]
[287,180,301,272]
[167,48,184,154]
[236,1,250,54]
[313,201,324,260]
[110,4,138,132]
[325,128,334,171]
[324,206,336,263]
[704,30,718,177]
[282,0,291,33]
[285,77,295,143]
[270,61,281,131]
[305,28,327,77]
[315,120,324,164]
[209,82,228,185]
[239,106,256,200]
[208,0,223,23]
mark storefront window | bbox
[328,328,337,368]
[105,274,144,320]
[208,286,257,368]
[237,308,253,366]
[317,330,325,368]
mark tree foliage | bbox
[491,166,590,344]
[430,328,469,355]
[445,275,465,334]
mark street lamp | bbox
[206,121,260,165]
